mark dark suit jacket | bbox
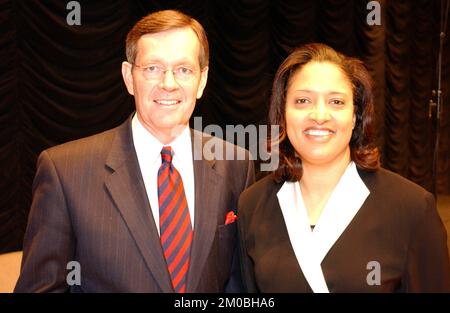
[15,116,255,292]
[238,168,450,292]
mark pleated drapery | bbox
[0,0,449,253]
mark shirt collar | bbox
[131,113,192,165]
[169,122,192,165]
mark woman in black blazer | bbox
[238,43,450,292]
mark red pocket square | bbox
[225,211,237,225]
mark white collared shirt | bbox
[131,114,195,235]
[277,161,370,292]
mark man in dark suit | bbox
[15,10,254,292]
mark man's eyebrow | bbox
[138,57,195,65]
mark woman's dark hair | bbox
[269,43,380,182]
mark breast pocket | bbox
[216,222,237,283]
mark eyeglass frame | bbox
[131,63,202,82]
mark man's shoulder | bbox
[42,121,128,164]
[47,128,114,154]
[191,129,250,158]
[191,129,255,189]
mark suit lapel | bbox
[104,117,173,292]
[186,130,224,292]
[276,162,370,292]
[313,162,370,262]
[277,181,330,293]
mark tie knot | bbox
[161,146,173,164]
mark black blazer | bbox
[238,168,450,292]
[15,116,255,292]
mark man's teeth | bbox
[304,129,334,136]
[156,100,178,105]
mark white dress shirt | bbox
[131,114,196,235]
[277,161,370,292]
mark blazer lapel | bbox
[313,162,370,262]
[104,117,173,292]
[276,162,370,293]
[186,130,224,292]
[277,182,330,293]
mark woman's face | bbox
[285,61,355,167]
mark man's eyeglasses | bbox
[132,64,198,82]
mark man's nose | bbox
[160,70,178,91]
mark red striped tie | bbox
[158,146,193,293]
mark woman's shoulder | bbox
[358,167,434,211]
[360,167,431,194]
[239,173,282,206]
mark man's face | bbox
[122,27,208,143]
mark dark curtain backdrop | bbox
[0,0,449,253]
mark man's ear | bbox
[122,61,134,95]
[196,66,209,99]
